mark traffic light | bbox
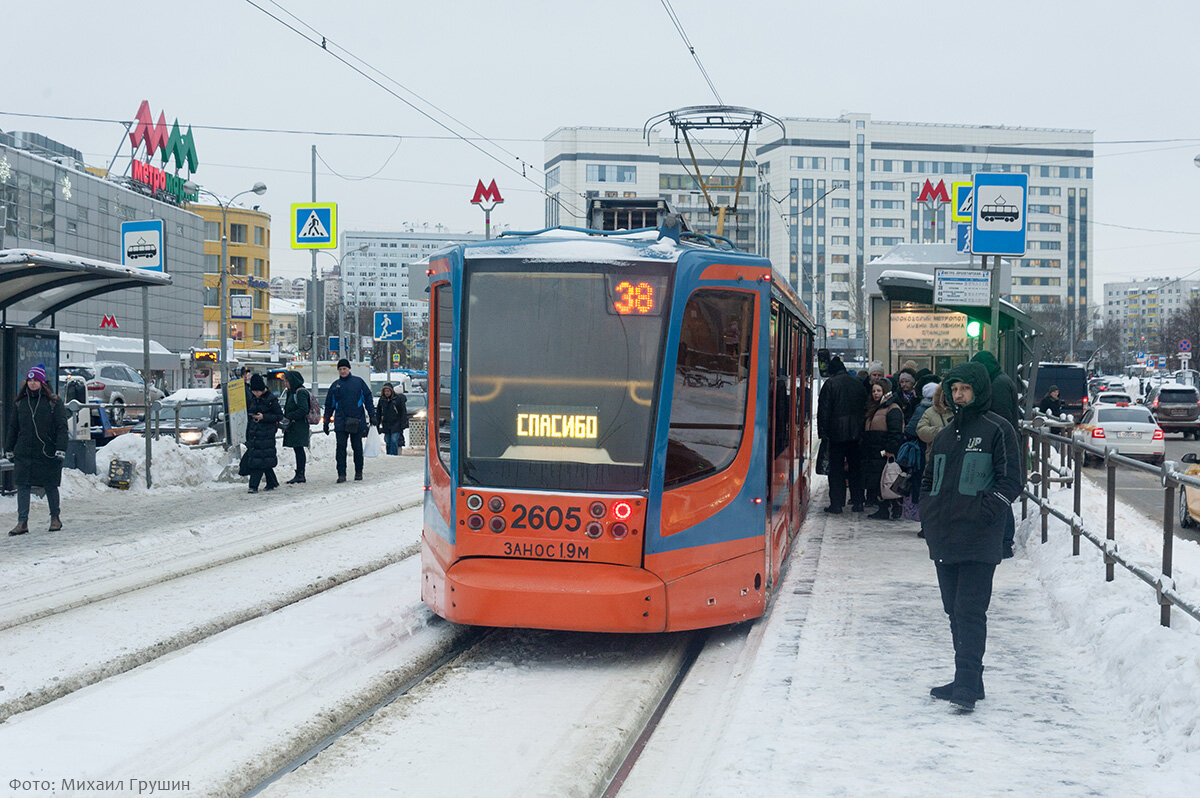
[966,320,983,338]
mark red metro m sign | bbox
[471,179,504,205]
[916,179,951,205]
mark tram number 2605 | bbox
[511,504,582,532]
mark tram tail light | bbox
[466,494,483,511]
[589,501,607,519]
[489,516,506,533]
[610,522,629,540]
[612,501,633,521]
[467,513,485,530]
[1091,428,1105,439]
[1153,428,1164,440]
[585,521,603,539]
[487,495,505,513]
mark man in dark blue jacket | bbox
[817,355,868,513]
[919,361,1020,712]
[323,359,376,483]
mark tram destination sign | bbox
[934,268,992,307]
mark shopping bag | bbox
[363,426,381,458]
[880,456,905,500]
[815,439,830,475]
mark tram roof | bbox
[469,228,762,264]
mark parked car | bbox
[1072,405,1164,466]
[130,388,223,446]
[59,361,164,422]
[1145,382,1200,438]
[1177,452,1200,528]
[404,392,427,423]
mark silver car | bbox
[60,361,164,422]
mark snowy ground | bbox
[624,478,1200,796]
[0,431,1198,796]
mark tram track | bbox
[0,504,424,723]
[0,494,422,633]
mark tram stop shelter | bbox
[863,244,1037,381]
[0,248,172,480]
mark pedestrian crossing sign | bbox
[291,202,338,249]
[952,181,973,222]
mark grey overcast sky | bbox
[6,0,1200,294]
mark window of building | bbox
[831,235,850,246]
[586,164,637,183]
[204,221,220,241]
[230,256,247,274]
[229,223,247,243]
[832,158,850,171]
[870,181,903,191]
[254,226,264,246]
[254,258,265,277]
[203,286,218,306]
[254,291,265,309]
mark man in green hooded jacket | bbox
[919,361,1021,712]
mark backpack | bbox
[304,389,321,425]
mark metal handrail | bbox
[1021,421,1200,628]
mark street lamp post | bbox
[186,181,267,389]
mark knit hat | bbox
[923,382,938,400]
[26,365,47,384]
[337,358,351,369]
[249,373,267,391]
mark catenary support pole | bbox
[311,144,318,392]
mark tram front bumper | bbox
[436,557,668,633]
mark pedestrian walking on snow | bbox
[323,359,376,482]
[376,383,408,456]
[919,362,1021,712]
[6,365,68,535]
[863,377,904,520]
[281,370,311,484]
[244,373,282,493]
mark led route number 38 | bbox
[612,280,657,315]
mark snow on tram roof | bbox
[462,228,688,262]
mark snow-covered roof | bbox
[465,229,683,262]
[270,296,305,314]
[0,248,172,324]
[870,243,975,266]
[60,331,172,355]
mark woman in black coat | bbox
[6,365,68,535]
[862,377,905,521]
[376,383,408,456]
[243,373,282,493]
[281,370,311,484]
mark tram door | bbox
[767,303,796,584]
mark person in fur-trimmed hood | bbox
[919,361,1020,712]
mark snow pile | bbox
[1018,478,1200,760]
[90,433,224,491]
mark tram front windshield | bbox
[463,261,669,492]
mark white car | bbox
[1094,391,1134,406]
[1073,405,1164,465]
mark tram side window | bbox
[434,284,453,467]
[665,291,754,487]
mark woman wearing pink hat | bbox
[5,364,68,535]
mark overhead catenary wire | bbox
[240,0,588,220]
[658,0,723,105]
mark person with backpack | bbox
[323,359,376,483]
[376,383,408,456]
[281,370,312,484]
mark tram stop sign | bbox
[1180,339,1192,353]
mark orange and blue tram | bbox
[420,226,816,632]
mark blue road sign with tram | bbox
[970,173,1028,257]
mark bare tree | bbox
[1160,296,1200,370]
[1025,306,1073,361]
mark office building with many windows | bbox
[544,127,759,251]
[339,230,487,326]
[1103,277,1200,359]
[547,115,1093,357]
[193,205,272,352]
